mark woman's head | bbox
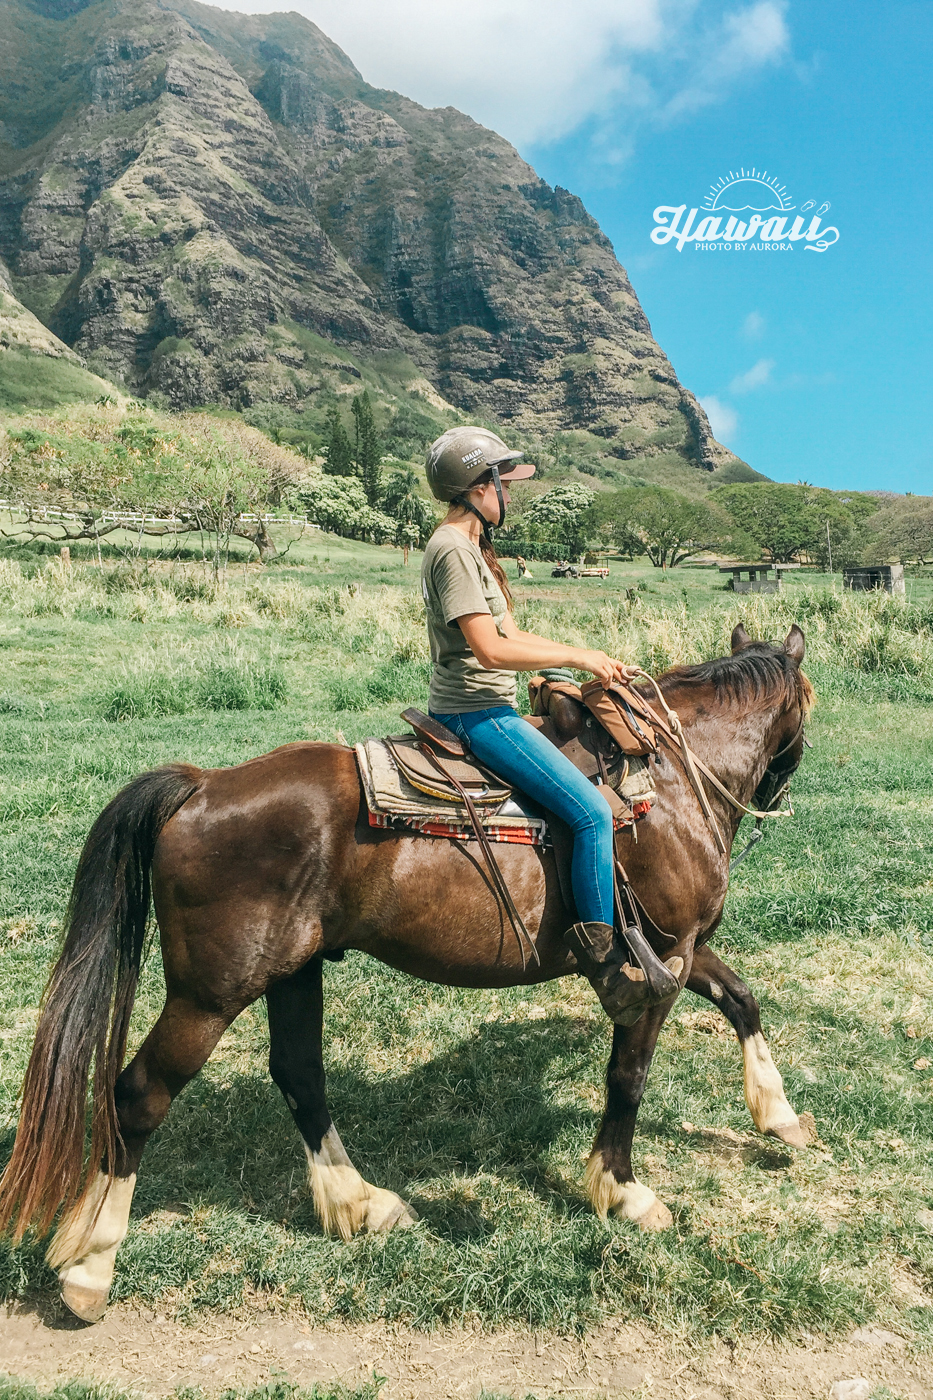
[425,427,535,521]
[425,427,535,612]
[455,470,513,526]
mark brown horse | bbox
[0,623,814,1323]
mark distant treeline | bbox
[2,401,929,571]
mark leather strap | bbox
[629,670,795,844]
[612,858,680,993]
[401,707,468,758]
[414,741,540,969]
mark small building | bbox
[843,564,906,596]
[719,562,799,594]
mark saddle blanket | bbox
[355,737,550,846]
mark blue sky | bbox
[224,0,931,494]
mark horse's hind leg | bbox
[266,957,417,1241]
[585,1002,676,1232]
[687,944,811,1148]
[49,995,231,1321]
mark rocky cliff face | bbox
[0,0,737,470]
[0,256,82,360]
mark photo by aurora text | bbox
[651,168,840,253]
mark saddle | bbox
[354,678,663,973]
[355,677,658,849]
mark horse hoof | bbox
[768,1114,815,1149]
[635,1199,674,1232]
[364,1187,419,1233]
[61,1282,109,1324]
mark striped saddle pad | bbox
[355,736,549,846]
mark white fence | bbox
[0,502,322,531]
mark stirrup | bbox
[564,922,683,1026]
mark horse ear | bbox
[784,625,805,664]
[731,623,751,653]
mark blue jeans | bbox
[430,706,615,926]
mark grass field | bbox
[0,1381,383,1400]
[0,541,931,1347]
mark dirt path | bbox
[1,1302,928,1400]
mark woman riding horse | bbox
[0,445,813,1322]
[422,427,683,1024]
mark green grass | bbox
[0,1381,383,1400]
[102,651,288,721]
[0,548,931,1342]
[0,349,119,413]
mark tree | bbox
[351,390,382,505]
[587,487,739,568]
[514,483,595,558]
[710,484,818,562]
[395,520,421,565]
[809,493,879,571]
[323,404,354,478]
[383,400,439,459]
[862,495,933,564]
[122,422,282,572]
[712,483,878,567]
[380,462,437,550]
[0,413,292,568]
[295,473,396,543]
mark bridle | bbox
[728,699,810,873]
[629,666,808,871]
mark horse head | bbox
[730,622,813,807]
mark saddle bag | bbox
[529,673,658,759]
[579,679,658,758]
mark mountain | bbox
[0,253,123,408]
[0,0,742,475]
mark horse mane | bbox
[656,642,814,713]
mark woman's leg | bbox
[433,706,614,925]
[432,707,682,1023]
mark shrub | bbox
[327,655,430,712]
[102,653,287,720]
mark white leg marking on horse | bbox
[47,1171,137,1322]
[708,980,723,1000]
[584,1154,673,1231]
[304,1126,418,1241]
[742,1032,809,1146]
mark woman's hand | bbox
[577,651,642,687]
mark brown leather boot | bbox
[563,922,684,1026]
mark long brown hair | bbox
[436,494,514,611]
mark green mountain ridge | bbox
[0,0,744,483]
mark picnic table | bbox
[719,562,799,594]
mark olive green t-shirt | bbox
[421,525,517,713]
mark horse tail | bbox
[0,764,201,1243]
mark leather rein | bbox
[627,668,804,862]
[408,666,806,968]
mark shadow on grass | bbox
[132,1012,610,1230]
[0,1005,910,1336]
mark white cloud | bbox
[742,310,765,338]
[660,1,789,120]
[729,357,775,393]
[700,395,739,442]
[215,0,793,149]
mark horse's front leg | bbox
[687,943,811,1148]
[267,956,418,1241]
[585,1000,677,1231]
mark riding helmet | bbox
[425,427,535,503]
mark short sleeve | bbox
[431,543,490,626]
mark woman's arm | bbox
[458,612,638,687]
